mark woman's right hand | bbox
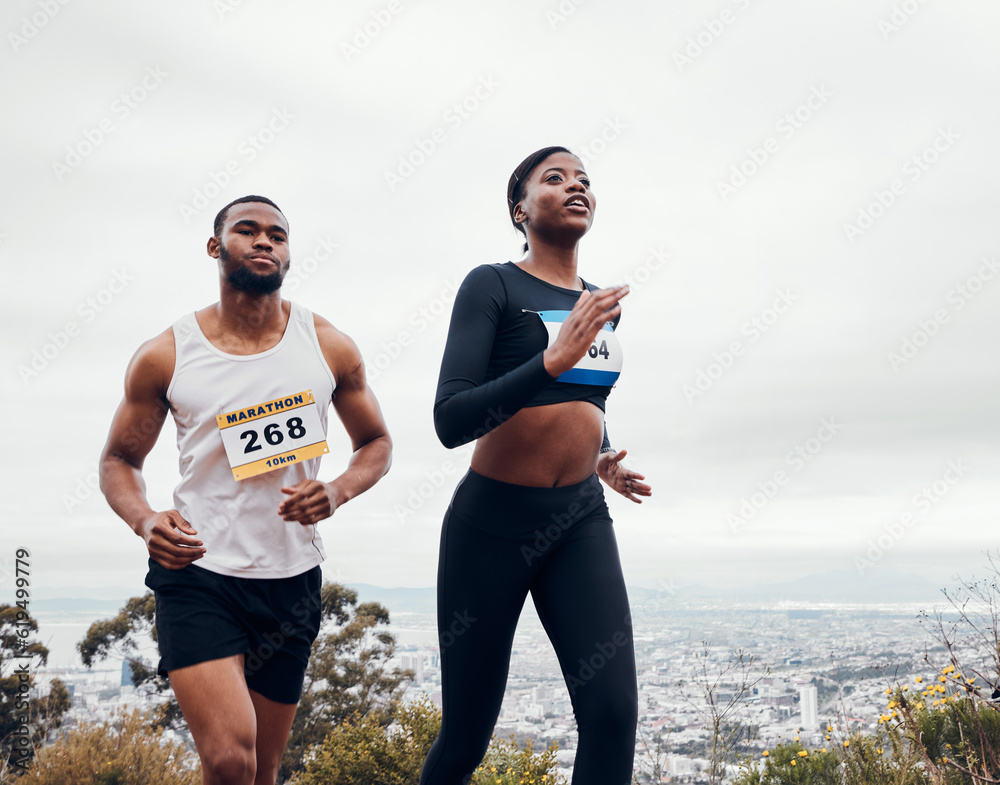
[543,284,629,377]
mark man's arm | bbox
[99,330,206,568]
[278,317,392,525]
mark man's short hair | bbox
[213,195,286,238]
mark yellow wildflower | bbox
[915,676,923,683]
[763,751,769,757]
[798,750,808,757]
[791,760,797,767]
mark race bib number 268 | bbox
[216,390,329,481]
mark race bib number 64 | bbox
[216,390,329,481]
[537,311,623,386]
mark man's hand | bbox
[279,480,338,525]
[142,510,205,569]
[597,449,652,504]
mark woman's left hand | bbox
[597,449,651,503]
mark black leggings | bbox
[419,470,637,785]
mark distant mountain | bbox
[348,584,437,615]
[26,569,954,622]
[671,569,950,605]
[30,597,130,617]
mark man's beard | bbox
[221,242,285,294]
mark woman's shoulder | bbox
[461,261,511,283]
[455,262,511,297]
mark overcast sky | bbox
[2,0,998,606]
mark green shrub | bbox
[15,709,200,785]
[470,735,561,784]
[290,696,440,785]
[291,696,562,785]
[732,742,841,785]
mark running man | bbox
[100,195,392,785]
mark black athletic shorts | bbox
[144,558,323,704]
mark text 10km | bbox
[240,417,307,454]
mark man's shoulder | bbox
[310,311,352,346]
[309,312,361,377]
[134,326,176,363]
[125,326,176,395]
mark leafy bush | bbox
[290,696,440,785]
[733,742,841,785]
[15,709,200,785]
[291,696,562,785]
[470,735,561,784]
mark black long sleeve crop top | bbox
[433,262,621,449]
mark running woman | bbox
[100,195,392,785]
[420,147,651,784]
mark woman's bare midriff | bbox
[470,400,604,487]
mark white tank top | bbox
[167,301,336,578]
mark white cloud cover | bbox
[1,0,998,601]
